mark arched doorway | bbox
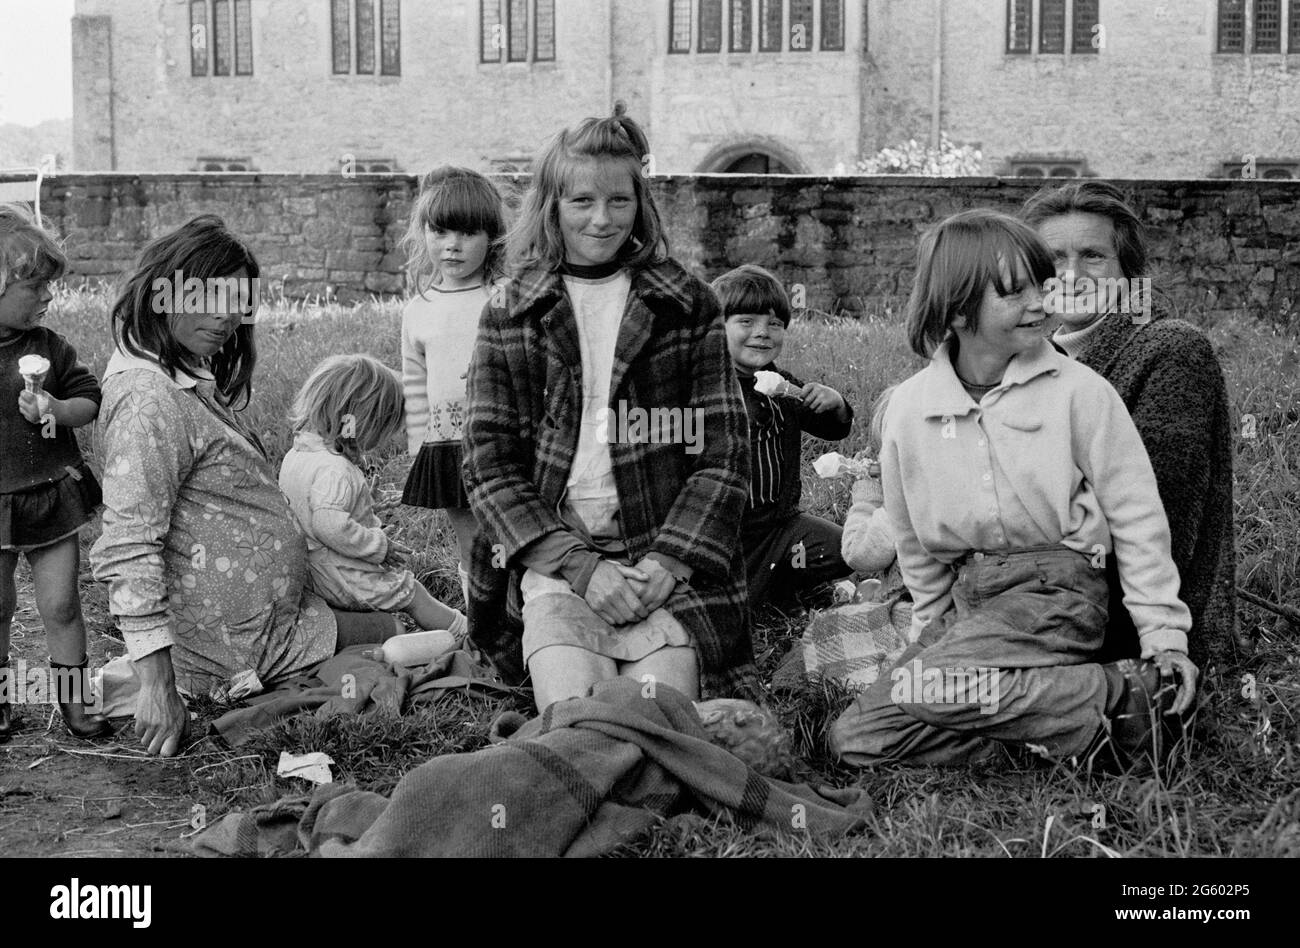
[698,140,809,174]
[721,152,793,174]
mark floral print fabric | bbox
[90,351,337,695]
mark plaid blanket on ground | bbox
[800,595,913,690]
[189,678,873,857]
[769,595,913,694]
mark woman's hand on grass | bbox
[1152,649,1199,715]
[585,560,650,626]
[133,651,191,757]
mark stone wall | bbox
[10,172,1300,322]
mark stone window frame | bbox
[1003,157,1090,178]
[480,0,556,64]
[189,0,253,77]
[194,157,256,173]
[670,0,845,54]
[1221,158,1300,179]
[1216,0,1299,53]
[332,0,402,76]
[1007,0,1099,56]
[340,157,401,174]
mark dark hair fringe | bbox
[905,209,1056,359]
[109,215,260,410]
[711,263,792,325]
[401,166,508,294]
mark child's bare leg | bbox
[403,583,463,631]
[0,551,16,737]
[444,507,477,571]
[445,507,476,605]
[0,550,17,660]
[27,535,111,737]
[528,644,617,712]
[621,646,700,700]
[26,536,87,665]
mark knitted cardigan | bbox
[1072,308,1240,673]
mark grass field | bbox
[6,283,1299,857]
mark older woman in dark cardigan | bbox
[1023,181,1240,688]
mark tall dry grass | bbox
[34,285,1300,857]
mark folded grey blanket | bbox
[191,677,873,857]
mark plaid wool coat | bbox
[462,257,760,698]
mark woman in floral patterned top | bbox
[90,217,397,757]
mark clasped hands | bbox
[584,557,678,627]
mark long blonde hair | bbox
[290,354,404,462]
[504,105,668,274]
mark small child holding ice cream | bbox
[840,385,900,581]
[0,203,112,742]
[711,264,855,609]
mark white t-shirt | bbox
[561,270,631,539]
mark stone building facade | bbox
[70,0,1300,178]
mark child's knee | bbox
[36,593,84,628]
[829,692,914,763]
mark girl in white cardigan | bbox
[398,168,507,603]
[830,210,1195,775]
[840,385,899,581]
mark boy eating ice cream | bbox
[710,264,855,610]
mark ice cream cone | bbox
[753,369,798,398]
[18,354,50,394]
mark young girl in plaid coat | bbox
[463,108,758,710]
